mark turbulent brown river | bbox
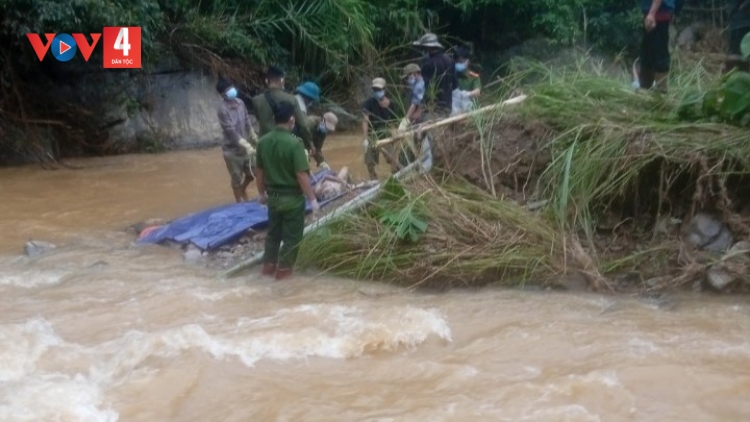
[1,135,750,421]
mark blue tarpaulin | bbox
[137,169,342,250]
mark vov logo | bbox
[26,32,101,62]
[26,27,141,69]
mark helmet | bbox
[296,81,321,102]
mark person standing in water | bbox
[255,101,320,280]
[305,112,338,170]
[362,77,399,180]
[216,77,258,203]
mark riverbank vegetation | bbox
[298,55,750,293]
[0,0,732,165]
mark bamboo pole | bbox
[217,159,426,280]
[375,95,528,148]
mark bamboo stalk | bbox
[374,95,528,148]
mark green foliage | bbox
[678,71,750,126]
[371,177,429,243]
[742,33,750,59]
[444,0,639,50]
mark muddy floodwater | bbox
[1,134,749,421]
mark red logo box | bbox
[102,27,141,68]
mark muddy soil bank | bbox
[430,116,750,294]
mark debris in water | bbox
[24,240,57,257]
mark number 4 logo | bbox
[103,26,141,68]
[114,27,131,56]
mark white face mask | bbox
[407,75,416,86]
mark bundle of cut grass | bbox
[298,176,599,289]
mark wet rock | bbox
[701,240,750,291]
[87,261,109,270]
[24,240,57,257]
[706,268,736,290]
[685,213,733,252]
[676,23,705,51]
[183,248,203,263]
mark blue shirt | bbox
[410,78,425,106]
[641,0,674,13]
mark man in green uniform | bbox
[255,101,320,280]
[305,111,338,170]
[252,66,314,156]
[451,46,481,116]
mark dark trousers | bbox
[264,194,306,268]
[639,19,671,89]
[312,134,326,166]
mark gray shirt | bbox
[217,98,254,154]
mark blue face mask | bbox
[374,90,385,100]
[318,121,328,134]
[455,62,468,73]
[225,87,237,99]
[407,76,416,86]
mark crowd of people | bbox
[214,32,481,279]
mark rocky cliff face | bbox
[102,68,224,152]
[1,57,229,166]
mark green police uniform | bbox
[256,127,310,268]
[252,88,313,151]
[457,70,481,92]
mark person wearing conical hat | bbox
[412,32,455,118]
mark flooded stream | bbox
[1,135,749,421]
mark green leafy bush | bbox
[678,71,750,126]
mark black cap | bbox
[266,65,285,80]
[273,101,295,123]
[216,77,232,94]
[454,46,471,60]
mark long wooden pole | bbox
[375,95,527,148]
